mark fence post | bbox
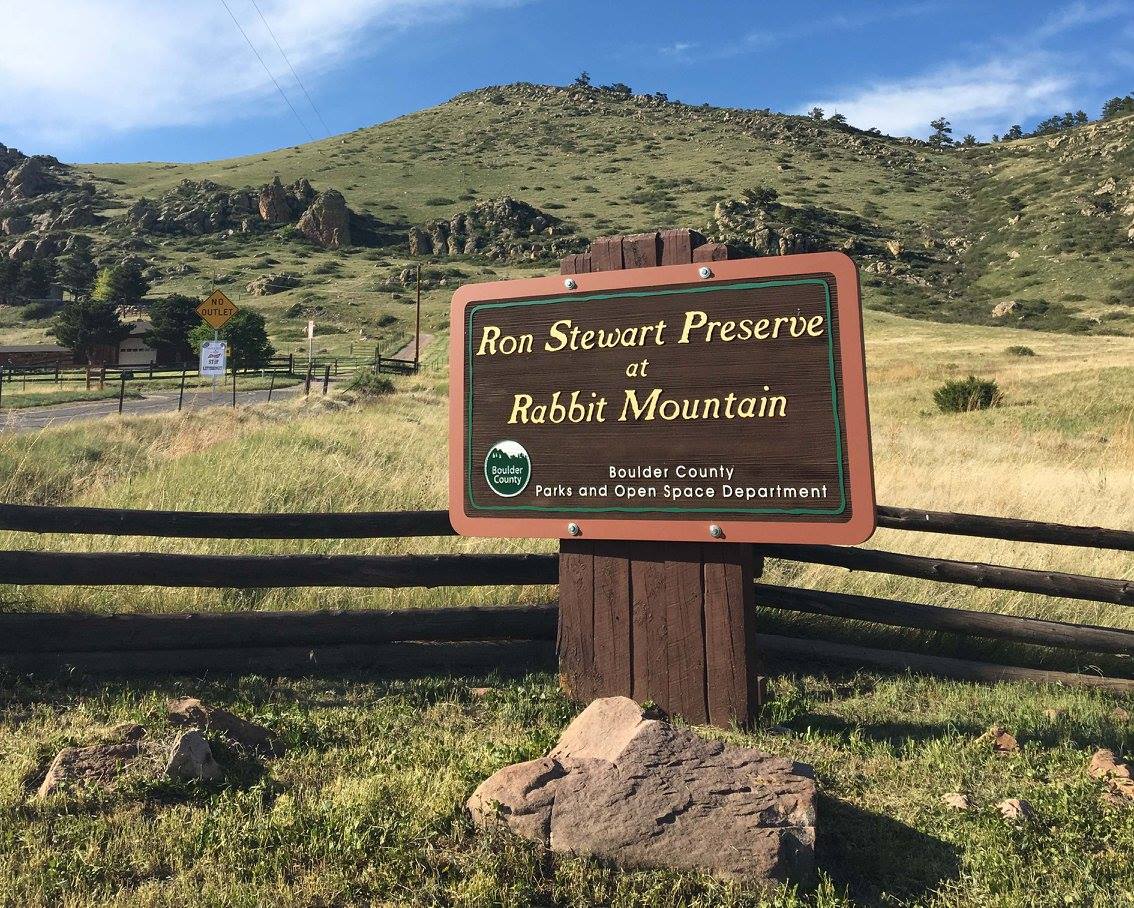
[178,368,186,412]
[100,366,106,390]
[232,363,237,407]
[117,373,126,414]
[267,372,276,402]
[304,363,312,396]
[322,364,330,395]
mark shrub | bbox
[1005,345,1035,356]
[934,376,1002,413]
[22,299,61,319]
[424,197,454,206]
[347,368,395,396]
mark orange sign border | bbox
[449,252,876,545]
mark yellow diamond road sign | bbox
[197,290,239,330]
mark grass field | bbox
[3,92,1134,899]
[1,671,1131,907]
[1,306,1132,904]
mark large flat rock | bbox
[469,696,816,884]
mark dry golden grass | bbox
[0,311,1130,642]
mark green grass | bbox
[0,387,142,410]
[2,671,1130,907]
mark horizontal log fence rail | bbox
[0,502,1129,690]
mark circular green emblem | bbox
[484,440,531,498]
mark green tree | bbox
[742,185,779,207]
[49,297,131,363]
[928,116,953,147]
[91,261,149,307]
[1101,94,1134,118]
[17,258,55,298]
[1005,124,1024,140]
[807,106,824,120]
[144,293,200,363]
[190,309,275,367]
[0,259,20,305]
[961,134,977,146]
[573,71,591,87]
[827,112,847,126]
[55,238,97,296]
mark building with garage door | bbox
[117,318,158,367]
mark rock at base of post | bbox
[468,696,817,885]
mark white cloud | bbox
[799,1,1131,138]
[0,0,516,150]
[806,59,1078,138]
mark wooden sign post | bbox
[450,230,874,728]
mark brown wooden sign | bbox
[450,252,874,544]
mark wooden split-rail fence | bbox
[0,502,1130,696]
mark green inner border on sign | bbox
[466,279,848,516]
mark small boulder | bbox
[996,798,1035,822]
[941,792,971,810]
[991,300,1019,318]
[165,731,222,782]
[468,696,817,885]
[987,724,1019,754]
[107,722,147,743]
[37,742,142,797]
[168,697,284,757]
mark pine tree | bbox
[49,297,131,363]
[144,294,199,363]
[928,117,953,147]
[91,261,149,307]
[1101,94,1134,119]
[55,238,96,296]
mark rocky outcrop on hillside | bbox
[0,143,101,240]
[705,188,889,259]
[246,271,300,295]
[407,196,584,261]
[121,176,359,248]
[297,189,350,248]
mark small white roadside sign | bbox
[200,340,227,377]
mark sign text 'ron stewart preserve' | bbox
[449,253,875,544]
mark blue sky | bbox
[2,0,1131,163]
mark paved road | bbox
[1,382,305,433]
[392,332,434,365]
[0,333,435,433]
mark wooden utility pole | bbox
[557,230,765,728]
[414,264,422,373]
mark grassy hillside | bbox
[1,82,1118,355]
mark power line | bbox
[247,0,332,137]
[217,0,315,142]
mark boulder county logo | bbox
[484,440,531,497]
